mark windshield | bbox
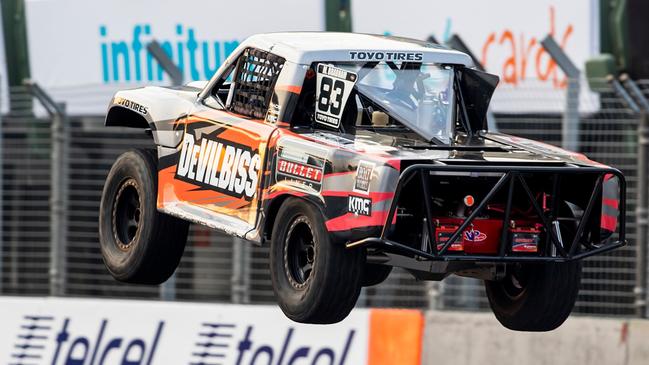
[337,62,455,144]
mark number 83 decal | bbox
[314,64,357,128]
[318,77,345,115]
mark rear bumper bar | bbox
[347,164,627,263]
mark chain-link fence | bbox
[0,78,646,318]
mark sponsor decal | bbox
[265,102,280,123]
[315,64,357,128]
[52,320,163,365]
[463,227,487,242]
[348,195,372,216]
[114,96,148,115]
[192,322,356,365]
[349,51,423,62]
[99,24,241,84]
[512,243,539,253]
[8,313,356,365]
[511,231,540,253]
[277,159,323,183]
[2,299,376,365]
[10,314,163,365]
[190,322,234,363]
[176,133,261,200]
[353,161,375,194]
[275,145,326,192]
[10,315,52,363]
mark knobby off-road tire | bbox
[99,149,189,285]
[270,198,365,324]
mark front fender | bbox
[105,87,196,148]
[105,91,155,128]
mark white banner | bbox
[0,297,370,365]
[0,5,8,114]
[352,0,600,113]
[24,0,325,115]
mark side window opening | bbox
[228,48,285,119]
[291,62,407,133]
[290,64,364,132]
[291,68,317,128]
[292,61,457,144]
[204,62,235,110]
[214,66,235,105]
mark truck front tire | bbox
[99,149,189,285]
[269,198,364,324]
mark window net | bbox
[229,48,285,119]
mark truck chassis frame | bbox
[348,164,627,278]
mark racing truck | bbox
[99,32,626,331]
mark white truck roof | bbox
[238,32,474,66]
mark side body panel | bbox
[258,130,402,244]
[156,106,276,239]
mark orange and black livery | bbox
[99,32,626,331]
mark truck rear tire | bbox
[485,261,581,331]
[270,197,364,324]
[99,149,189,285]
[362,263,392,287]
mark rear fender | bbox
[258,192,326,244]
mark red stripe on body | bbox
[326,212,388,231]
[603,198,619,209]
[385,159,400,171]
[263,190,307,201]
[322,190,395,202]
[601,214,618,231]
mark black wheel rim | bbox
[502,264,530,300]
[112,178,141,251]
[284,216,316,289]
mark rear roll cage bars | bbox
[348,164,627,263]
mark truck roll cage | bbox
[347,164,627,264]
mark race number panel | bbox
[315,64,357,128]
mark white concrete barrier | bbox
[3,296,648,365]
[422,310,649,365]
[0,296,424,365]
